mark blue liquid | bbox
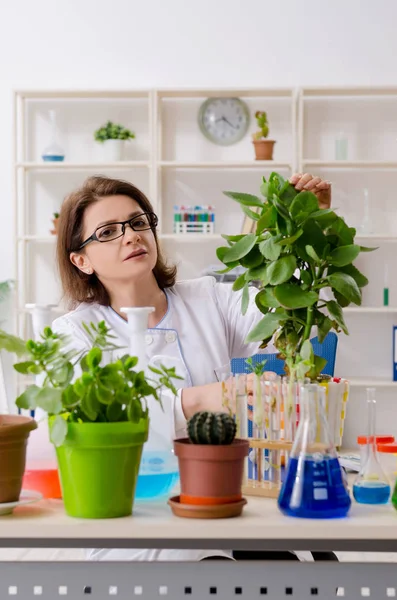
[42,155,65,162]
[353,481,390,505]
[135,471,179,500]
[278,456,351,519]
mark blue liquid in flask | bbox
[278,455,351,519]
[135,452,179,501]
[353,481,390,505]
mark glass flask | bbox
[135,429,179,501]
[41,110,65,162]
[353,388,391,505]
[278,383,351,519]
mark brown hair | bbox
[57,176,177,308]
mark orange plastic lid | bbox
[357,435,395,445]
[377,443,397,453]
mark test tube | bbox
[235,374,248,485]
[267,378,281,488]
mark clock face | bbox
[198,97,250,146]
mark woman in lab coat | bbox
[53,173,331,562]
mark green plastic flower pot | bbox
[54,419,148,519]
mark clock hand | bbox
[223,117,237,130]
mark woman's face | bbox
[70,194,158,286]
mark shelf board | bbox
[16,90,150,99]
[302,87,397,98]
[159,234,222,242]
[302,160,397,169]
[159,161,291,169]
[355,234,397,241]
[344,307,397,314]
[349,378,397,388]
[16,161,150,170]
[157,88,294,99]
[18,236,56,242]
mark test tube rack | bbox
[242,439,293,499]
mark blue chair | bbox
[230,332,338,377]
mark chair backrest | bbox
[230,332,338,377]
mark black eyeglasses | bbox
[75,212,158,251]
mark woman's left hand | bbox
[289,173,332,209]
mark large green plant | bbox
[0,321,180,446]
[217,172,374,380]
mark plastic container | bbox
[377,443,397,487]
[357,434,395,469]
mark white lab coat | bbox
[52,276,311,562]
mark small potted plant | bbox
[0,321,180,518]
[94,120,135,162]
[50,212,60,235]
[217,172,374,438]
[252,111,276,160]
[170,411,249,519]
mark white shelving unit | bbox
[13,86,397,445]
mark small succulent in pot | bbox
[187,411,236,445]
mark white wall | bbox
[1,0,397,446]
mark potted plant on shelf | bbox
[0,321,180,518]
[50,212,60,235]
[216,172,373,441]
[252,111,276,160]
[94,120,135,162]
[170,411,249,519]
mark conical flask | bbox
[353,388,391,504]
[278,383,351,519]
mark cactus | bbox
[252,110,269,140]
[187,411,236,445]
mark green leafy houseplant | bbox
[252,110,269,141]
[94,120,135,142]
[0,320,180,447]
[217,171,374,382]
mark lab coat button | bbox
[165,331,176,343]
[145,334,153,345]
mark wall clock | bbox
[198,97,250,146]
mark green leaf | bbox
[305,245,321,263]
[305,355,328,380]
[274,284,318,309]
[328,264,368,288]
[300,340,313,362]
[51,362,74,386]
[326,300,349,335]
[260,178,268,198]
[359,245,378,252]
[50,415,68,447]
[246,312,288,343]
[300,270,313,290]
[256,206,277,233]
[241,284,250,316]
[289,191,318,222]
[247,265,269,285]
[106,401,123,422]
[307,208,337,224]
[328,217,354,245]
[96,382,114,404]
[255,289,280,309]
[259,237,281,261]
[14,361,36,374]
[82,386,101,420]
[277,229,304,246]
[27,364,43,375]
[86,347,102,369]
[328,272,362,305]
[0,330,27,357]
[35,388,63,414]
[16,384,40,410]
[279,182,298,205]
[267,255,297,285]
[232,274,246,291]
[223,234,257,263]
[316,313,334,343]
[223,191,264,207]
[221,234,246,243]
[241,205,260,221]
[240,246,263,268]
[128,400,142,423]
[62,385,79,408]
[329,244,361,267]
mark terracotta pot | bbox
[174,438,249,506]
[50,217,59,235]
[0,415,37,503]
[252,139,276,160]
